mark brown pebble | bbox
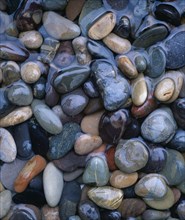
[171,188,181,204]
[41,205,60,220]
[66,0,86,21]
[21,62,41,84]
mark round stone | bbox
[110,170,138,189]
[154,78,175,102]
[0,128,17,162]
[115,139,149,173]
[0,190,12,219]
[82,156,109,186]
[21,62,41,84]
[43,162,64,207]
[19,30,43,49]
[134,55,147,73]
[78,200,100,220]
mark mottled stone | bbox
[42,205,60,220]
[47,122,81,160]
[83,156,109,186]
[88,186,123,210]
[0,190,12,219]
[33,77,46,99]
[78,200,100,220]
[142,209,170,220]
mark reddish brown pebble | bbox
[172,188,181,204]
[66,0,86,21]
[105,146,118,171]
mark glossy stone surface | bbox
[78,200,100,220]
[33,77,46,99]
[169,129,185,152]
[172,98,185,129]
[83,156,109,186]
[88,186,123,210]
[100,210,121,220]
[83,79,99,98]
[105,146,118,171]
[47,122,81,160]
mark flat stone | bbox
[21,62,41,84]
[88,186,123,210]
[0,190,12,219]
[43,162,64,207]
[0,128,16,162]
[0,106,32,127]
[78,200,100,220]
[42,205,60,220]
[74,134,102,155]
[110,170,138,189]
[103,33,131,54]
[142,209,170,220]
[43,11,81,40]
[31,99,63,135]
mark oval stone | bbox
[78,200,100,220]
[21,62,41,84]
[43,162,64,207]
[83,156,109,186]
[88,186,123,210]
[0,190,12,219]
[0,128,16,162]
[31,99,63,135]
[142,209,170,220]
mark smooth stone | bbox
[0,11,10,34]
[54,65,90,94]
[21,62,41,84]
[63,168,84,182]
[105,146,118,171]
[88,186,123,210]
[59,181,81,220]
[7,80,33,106]
[83,156,109,186]
[29,173,43,191]
[33,77,46,99]
[61,88,89,116]
[169,129,185,152]
[99,109,128,144]
[177,200,185,220]
[0,106,32,127]
[118,198,146,218]
[0,41,29,62]
[78,200,100,220]
[19,30,43,49]
[171,187,181,204]
[84,98,103,115]
[91,60,130,111]
[103,33,131,54]
[14,155,47,193]
[53,150,86,172]
[74,134,102,155]
[134,174,167,199]
[159,149,185,186]
[115,139,149,173]
[143,187,175,210]
[43,11,81,40]
[154,78,175,102]
[122,117,140,139]
[72,36,92,65]
[12,189,46,207]
[117,55,138,79]
[0,158,27,191]
[0,128,16,162]
[81,111,104,136]
[110,170,138,189]
[13,121,33,160]
[100,210,121,220]
[122,185,137,199]
[172,98,185,129]
[131,73,147,106]
[66,0,85,21]
[0,190,12,219]
[0,181,4,192]
[43,162,64,207]
[142,209,170,220]
[83,79,99,98]
[69,216,81,220]
[31,99,63,135]
[164,25,185,69]
[42,205,60,220]
[42,0,67,10]
[47,122,81,160]
[177,180,185,194]
[141,107,177,143]
[134,55,147,73]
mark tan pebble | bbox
[41,205,60,220]
[103,33,131,54]
[0,106,32,127]
[131,73,148,106]
[19,30,43,49]
[88,12,116,40]
[81,110,104,135]
[74,134,103,155]
[154,78,175,102]
[21,62,41,84]
[0,181,5,192]
[117,55,138,79]
[110,170,138,189]
[91,143,106,154]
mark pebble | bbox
[142,209,170,220]
[83,79,99,98]
[84,98,103,115]
[177,200,185,220]
[78,200,100,220]
[33,77,46,99]
[74,134,102,155]
[0,106,32,127]
[19,30,43,49]
[169,129,185,152]
[82,156,109,186]
[63,168,84,182]
[81,110,104,135]
[88,186,123,210]
[41,205,60,220]
[43,162,64,207]
[66,0,85,21]
[68,216,81,220]
[110,170,138,189]
[31,99,63,135]
[0,128,16,162]
[172,98,185,129]
[115,139,149,173]
[131,73,148,106]
[100,210,121,220]
[43,11,81,40]
[0,190,12,219]
[105,146,118,171]
[14,155,47,193]
[47,122,81,160]
[103,33,131,54]
[42,0,67,10]
[21,62,41,84]
[0,181,4,192]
